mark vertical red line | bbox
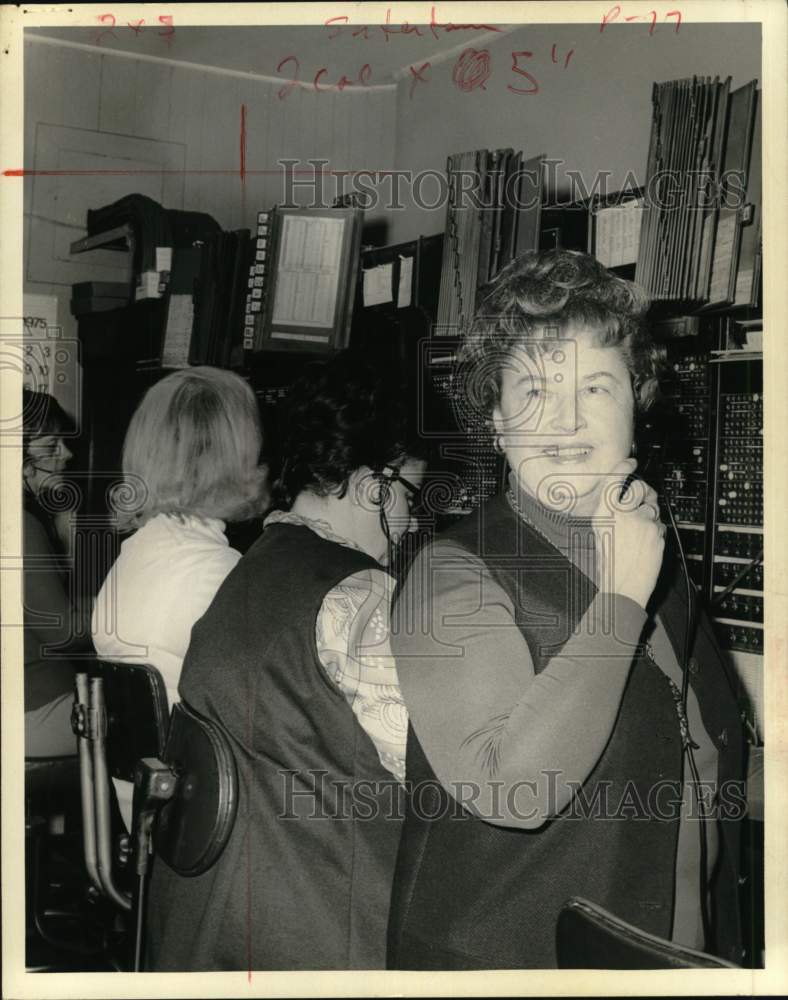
[240,104,247,184]
[247,666,253,983]
[247,831,252,982]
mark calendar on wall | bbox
[22,294,81,425]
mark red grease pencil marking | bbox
[247,804,252,982]
[240,104,247,183]
[246,663,253,982]
[408,62,431,99]
[4,168,401,177]
[451,48,491,92]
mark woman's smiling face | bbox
[492,326,636,515]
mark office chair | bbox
[25,752,108,969]
[73,662,239,970]
[556,897,739,969]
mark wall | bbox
[23,34,396,415]
[388,22,762,243]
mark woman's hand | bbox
[593,457,666,609]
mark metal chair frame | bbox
[72,662,238,970]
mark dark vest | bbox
[23,494,76,710]
[146,523,404,971]
[388,495,744,969]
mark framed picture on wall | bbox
[257,206,363,353]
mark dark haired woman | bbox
[387,250,745,969]
[146,353,426,971]
[22,389,92,757]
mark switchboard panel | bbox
[710,359,763,653]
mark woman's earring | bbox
[630,440,638,458]
[493,435,506,456]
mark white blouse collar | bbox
[264,509,364,554]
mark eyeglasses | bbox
[379,467,424,515]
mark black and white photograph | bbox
[1,2,786,996]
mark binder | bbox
[498,151,522,266]
[636,76,757,310]
[705,81,758,309]
[696,76,731,303]
[437,147,545,337]
[733,91,761,308]
[513,154,545,258]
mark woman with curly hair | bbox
[145,353,427,971]
[387,249,745,969]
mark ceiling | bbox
[27,22,510,84]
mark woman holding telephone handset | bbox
[388,250,745,969]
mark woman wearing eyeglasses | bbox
[22,389,92,758]
[145,352,427,971]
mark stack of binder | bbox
[635,78,759,310]
[437,148,544,336]
[189,230,252,367]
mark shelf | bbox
[70,224,134,255]
[716,524,763,534]
[713,585,763,597]
[709,351,763,364]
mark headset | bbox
[23,433,70,482]
[373,465,422,571]
[23,458,70,505]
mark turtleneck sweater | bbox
[391,481,719,949]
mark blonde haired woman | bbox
[92,366,268,710]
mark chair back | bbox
[73,662,238,969]
[154,701,239,877]
[97,661,169,782]
[73,662,170,913]
[556,897,739,969]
